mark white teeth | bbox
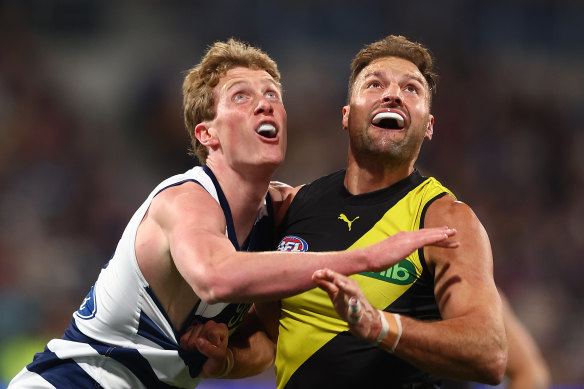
[372,112,404,127]
[257,123,277,137]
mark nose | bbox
[382,84,402,106]
[254,96,274,115]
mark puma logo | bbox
[338,213,359,231]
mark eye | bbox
[266,91,278,99]
[233,92,248,102]
[367,81,382,89]
[404,85,419,94]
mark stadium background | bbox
[0,0,582,387]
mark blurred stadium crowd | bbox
[0,1,582,387]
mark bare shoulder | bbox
[269,181,303,226]
[424,194,482,231]
[149,181,224,232]
[268,181,301,202]
[423,193,492,271]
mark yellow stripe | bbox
[275,177,454,388]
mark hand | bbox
[312,268,381,344]
[179,320,232,378]
[368,226,458,272]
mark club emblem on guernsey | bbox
[338,213,359,231]
[75,284,97,320]
[277,236,308,252]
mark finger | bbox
[318,269,357,297]
[432,239,460,248]
[314,276,339,296]
[197,338,225,358]
[322,268,347,284]
[439,226,456,238]
[312,268,333,281]
[200,322,228,348]
[179,323,204,350]
[347,296,363,324]
[398,227,457,252]
[414,227,453,240]
[423,227,458,247]
[325,270,357,294]
[201,326,219,347]
[196,337,224,358]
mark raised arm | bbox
[154,182,457,304]
[313,195,507,385]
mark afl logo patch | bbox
[75,284,97,320]
[277,235,308,252]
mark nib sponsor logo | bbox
[362,260,417,285]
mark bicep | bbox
[424,198,500,319]
[152,183,236,294]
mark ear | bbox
[195,122,219,148]
[425,114,434,140]
[342,105,350,131]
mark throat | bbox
[345,157,414,195]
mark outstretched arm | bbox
[153,182,458,304]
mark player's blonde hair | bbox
[182,38,281,163]
[347,35,438,106]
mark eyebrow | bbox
[226,78,280,92]
[363,71,427,88]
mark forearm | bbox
[313,265,505,384]
[192,227,455,304]
[201,249,370,303]
[390,314,507,385]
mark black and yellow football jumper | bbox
[275,169,455,389]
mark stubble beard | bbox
[349,116,427,168]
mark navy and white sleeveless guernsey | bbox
[9,165,275,389]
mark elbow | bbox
[476,339,508,386]
[464,328,508,385]
[192,269,237,304]
[477,317,509,385]
[481,349,508,385]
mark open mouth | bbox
[256,123,277,139]
[371,112,405,130]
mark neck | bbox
[205,159,274,246]
[344,152,415,195]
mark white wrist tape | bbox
[347,297,363,323]
[374,310,389,345]
[375,310,403,353]
[390,313,402,352]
